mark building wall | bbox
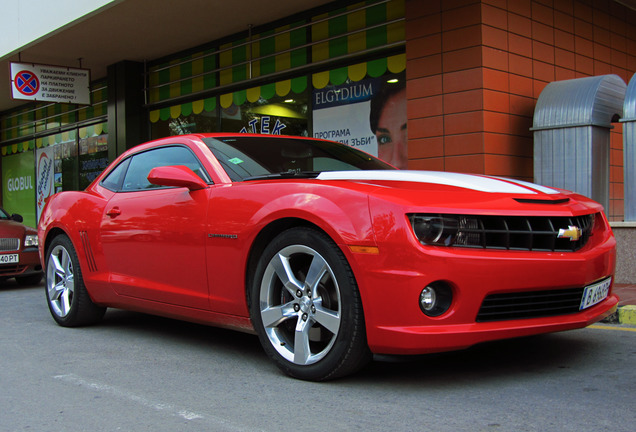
[405,0,636,221]
[4,0,636,221]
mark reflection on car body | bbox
[38,133,618,380]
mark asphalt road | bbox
[1,280,635,432]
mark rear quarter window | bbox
[100,158,130,192]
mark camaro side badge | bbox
[208,233,238,239]
[557,226,582,241]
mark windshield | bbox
[203,136,394,181]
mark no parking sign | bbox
[10,62,91,105]
[14,70,40,96]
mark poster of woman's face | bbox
[312,72,407,169]
[369,78,407,169]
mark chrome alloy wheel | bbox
[47,244,75,318]
[259,244,342,366]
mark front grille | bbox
[476,287,585,322]
[0,265,26,275]
[454,214,595,252]
[0,238,20,252]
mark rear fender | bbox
[38,192,110,298]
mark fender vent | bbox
[79,231,98,272]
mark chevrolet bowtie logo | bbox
[557,225,582,241]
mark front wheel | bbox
[45,235,106,327]
[250,227,371,381]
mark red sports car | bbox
[0,208,43,286]
[38,133,618,380]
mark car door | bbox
[99,145,211,309]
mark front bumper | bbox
[0,247,43,278]
[369,296,618,354]
[349,227,617,355]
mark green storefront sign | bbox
[2,152,36,227]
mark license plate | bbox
[580,277,611,310]
[0,253,19,264]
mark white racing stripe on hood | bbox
[317,170,560,194]
[497,177,561,194]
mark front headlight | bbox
[408,214,482,247]
[408,215,458,245]
[24,235,39,247]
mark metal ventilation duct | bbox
[533,74,627,212]
[622,73,636,221]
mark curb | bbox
[618,305,636,325]
[601,305,636,325]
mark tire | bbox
[15,273,43,286]
[45,235,106,327]
[250,227,371,381]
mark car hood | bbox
[317,171,557,194]
[315,170,603,215]
[0,220,33,238]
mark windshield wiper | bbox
[243,171,321,181]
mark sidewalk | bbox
[604,283,636,324]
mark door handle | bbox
[106,207,121,217]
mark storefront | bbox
[0,0,406,227]
[144,0,406,166]
[1,84,108,227]
[2,0,636,228]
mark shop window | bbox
[150,111,218,139]
[78,127,109,190]
[147,69,405,170]
[151,89,310,140]
[35,124,109,194]
[312,72,406,169]
[220,92,309,137]
[221,92,309,136]
[1,150,36,227]
[54,134,78,192]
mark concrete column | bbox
[107,61,148,161]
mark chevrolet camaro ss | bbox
[38,133,618,380]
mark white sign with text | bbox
[10,62,90,105]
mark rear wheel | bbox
[250,227,370,381]
[45,235,106,326]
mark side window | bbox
[101,158,131,192]
[122,146,209,191]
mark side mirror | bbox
[147,165,208,191]
[10,213,23,223]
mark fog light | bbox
[420,287,436,311]
[419,282,453,317]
